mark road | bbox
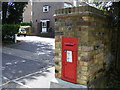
[2,36,55,88]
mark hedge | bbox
[2,24,20,41]
[20,22,32,26]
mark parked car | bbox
[17,28,27,36]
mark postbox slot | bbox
[65,43,74,46]
[66,45,74,46]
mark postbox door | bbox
[62,50,77,83]
[62,37,78,83]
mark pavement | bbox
[1,36,55,89]
[2,67,55,88]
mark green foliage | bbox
[20,22,32,26]
[48,27,54,33]
[2,2,28,24]
[2,24,20,41]
[91,2,112,11]
[2,24,20,35]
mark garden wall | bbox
[54,6,111,88]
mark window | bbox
[42,22,47,28]
[43,5,49,12]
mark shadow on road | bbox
[2,36,55,88]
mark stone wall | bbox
[54,6,111,88]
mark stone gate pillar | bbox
[51,6,111,88]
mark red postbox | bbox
[61,37,78,83]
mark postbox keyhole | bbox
[64,50,67,52]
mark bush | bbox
[20,22,32,26]
[2,24,20,42]
[48,27,54,34]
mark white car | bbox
[18,28,27,36]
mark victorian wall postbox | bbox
[53,6,110,88]
[62,37,78,83]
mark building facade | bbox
[32,2,74,36]
[32,2,63,35]
[23,2,32,23]
[23,1,74,36]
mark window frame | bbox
[40,20,50,33]
[43,5,50,12]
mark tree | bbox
[2,2,28,24]
[2,2,8,24]
[93,1,120,88]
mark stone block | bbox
[77,79,87,85]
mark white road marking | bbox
[1,66,53,88]
[12,80,32,88]
[2,36,55,88]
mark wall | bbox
[54,6,111,88]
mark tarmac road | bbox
[2,36,55,88]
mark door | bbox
[62,37,78,83]
[40,20,50,33]
[42,21,47,33]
